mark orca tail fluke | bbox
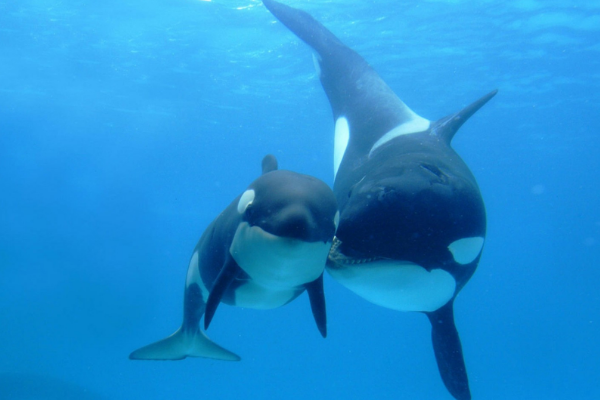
[264,0,429,155]
[263,0,346,57]
[434,89,498,144]
[426,301,471,400]
[129,327,241,361]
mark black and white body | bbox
[263,1,496,399]
[130,155,338,361]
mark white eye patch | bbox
[334,211,340,231]
[448,237,485,265]
[237,189,255,214]
[334,117,350,178]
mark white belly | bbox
[326,259,456,312]
[229,222,330,307]
[232,281,299,309]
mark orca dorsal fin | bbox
[433,90,498,144]
[261,154,278,175]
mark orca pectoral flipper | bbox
[304,272,327,338]
[204,255,241,330]
[426,300,471,400]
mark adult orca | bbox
[263,1,496,399]
[130,155,338,361]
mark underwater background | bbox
[1,0,599,398]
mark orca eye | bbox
[237,189,255,214]
[420,163,448,183]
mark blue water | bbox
[1,0,599,398]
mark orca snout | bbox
[277,206,316,241]
[270,205,333,243]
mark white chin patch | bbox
[369,116,430,156]
[230,222,330,290]
[237,189,255,214]
[448,237,485,265]
[326,260,455,312]
[334,117,350,178]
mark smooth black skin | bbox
[263,1,496,399]
[196,154,337,337]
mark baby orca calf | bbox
[130,155,338,361]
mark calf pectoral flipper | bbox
[204,255,241,330]
[305,272,327,338]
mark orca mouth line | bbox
[328,237,385,266]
